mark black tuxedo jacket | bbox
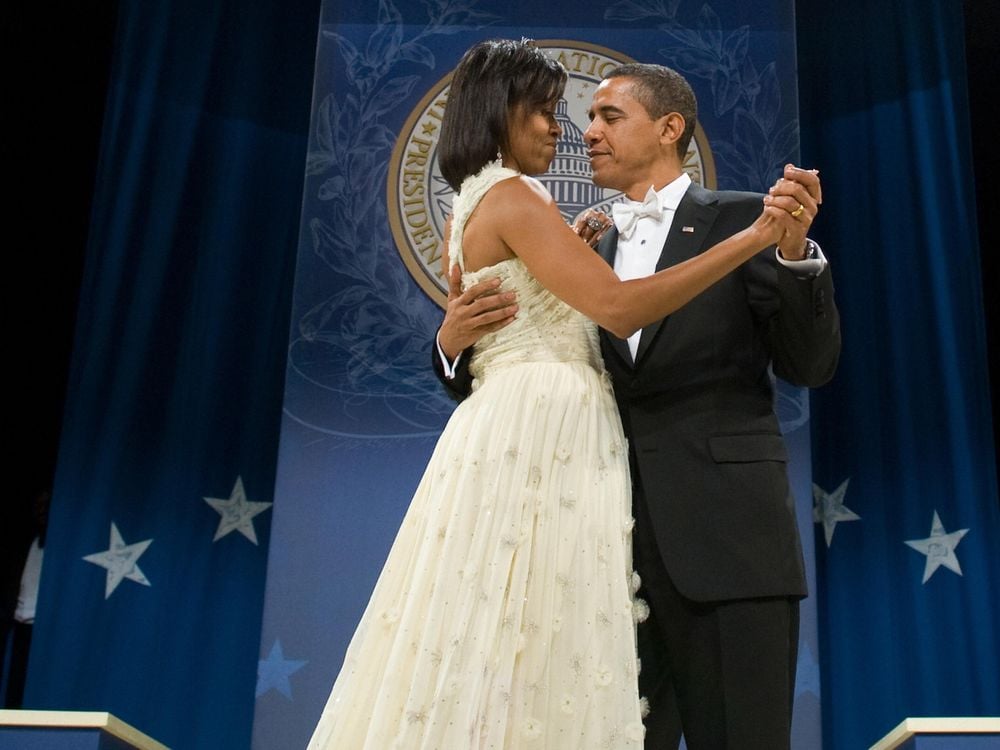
[433,182,840,602]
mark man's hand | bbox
[438,264,518,360]
[763,164,823,260]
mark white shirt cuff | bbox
[436,332,463,379]
[776,238,827,276]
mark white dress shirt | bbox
[613,174,692,359]
[15,538,43,624]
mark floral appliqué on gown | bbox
[308,163,645,749]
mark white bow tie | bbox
[612,188,663,240]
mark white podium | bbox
[0,710,169,750]
[870,717,1000,750]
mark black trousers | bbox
[633,486,799,750]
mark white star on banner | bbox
[904,510,969,584]
[82,522,153,599]
[812,478,860,547]
[204,476,272,545]
[256,639,307,699]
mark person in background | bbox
[2,487,49,708]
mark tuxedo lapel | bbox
[634,185,720,365]
[596,228,634,368]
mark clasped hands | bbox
[763,163,823,260]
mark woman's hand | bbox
[572,209,613,248]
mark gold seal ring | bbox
[791,203,805,218]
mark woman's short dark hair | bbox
[439,39,567,192]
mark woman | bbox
[308,39,794,749]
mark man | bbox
[433,63,839,749]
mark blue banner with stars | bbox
[803,0,1000,746]
[20,1,311,747]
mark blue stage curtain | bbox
[23,2,319,748]
[798,1,1000,747]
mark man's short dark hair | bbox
[605,63,697,158]
[439,39,567,192]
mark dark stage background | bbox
[6,1,998,749]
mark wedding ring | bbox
[791,203,805,218]
[586,216,603,231]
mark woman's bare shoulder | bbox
[479,173,556,215]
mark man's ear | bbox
[658,112,686,149]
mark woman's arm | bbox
[477,175,793,339]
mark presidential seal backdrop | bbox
[388,40,717,308]
[257,6,821,748]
